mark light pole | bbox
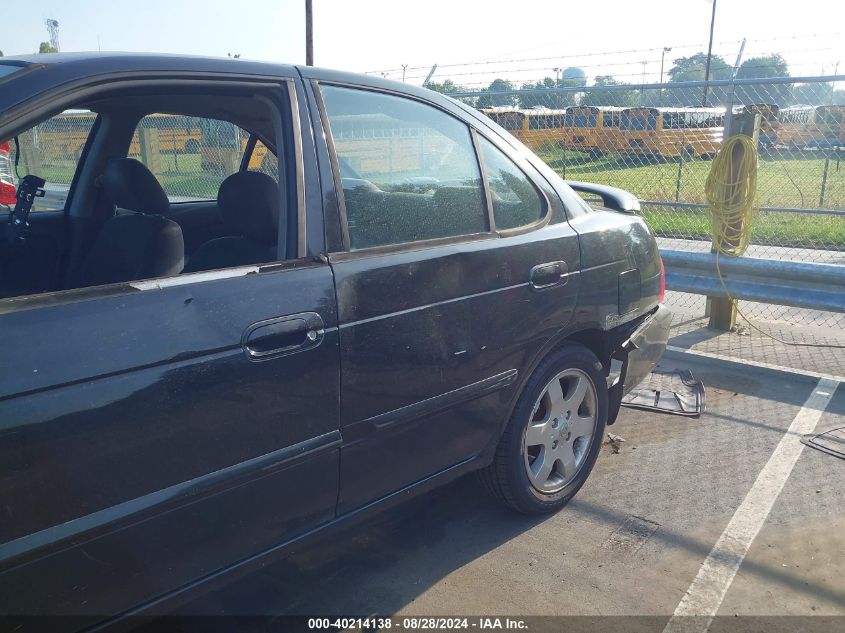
[660,47,672,84]
[305,0,313,66]
[553,67,561,82]
[702,0,718,106]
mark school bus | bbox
[564,106,625,156]
[37,111,203,163]
[621,107,724,159]
[779,105,845,149]
[812,106,845,148]
[36,110,97,161]
[481,108,569,152]
[130,114,202,155]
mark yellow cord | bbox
[704,135,844,349]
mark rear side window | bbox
[320,85,488,250]
[477,136,545,230]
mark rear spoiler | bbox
[565,181,641,214]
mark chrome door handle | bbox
[530,261,569,290]
[242,312,324,360]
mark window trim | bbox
[470,128,496,233]
[472,129,552,238]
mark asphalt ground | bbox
[156,347,845,632]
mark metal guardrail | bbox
[662,249,845,313]
[642,200,845,217]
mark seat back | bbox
[71,158,184,288]
[182,171,279,273]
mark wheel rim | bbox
[523,368,598,494]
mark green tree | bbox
[425,79,466,95]
[791,83,833,106]
[582,75,640,107]
[735,54,790,106]
[665,53,731,106]
[477,79,517,108]
[517,77,577,109]
[37,42,58,54]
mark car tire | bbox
[478,343,607,515]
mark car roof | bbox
[0,52,467,128]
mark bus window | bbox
[622,110,657,131]
[565,110,597,128]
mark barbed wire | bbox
[365,33,844,76]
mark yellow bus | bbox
[38,111,203,162]
[480,108,569,152]
[621,107,724,159]
[778,105,845,149]
[37,110,97,161]
[130,114,202,155]
[564,106,625,157]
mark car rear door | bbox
[306,77,582,512]
[0,73,339,623]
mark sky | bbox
[3,0,844,89]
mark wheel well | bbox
[560,328,611,374]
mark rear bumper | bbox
[621,303,672,395]
[606,304,672,424]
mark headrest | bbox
[217,171,279,245]
[102,158,170,215]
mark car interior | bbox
[0,86,292,300]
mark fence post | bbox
[708,111,760,331]
[139,128,161,175]
[18,131,43,176]
[675,151,684,202]
[819,156,830,208]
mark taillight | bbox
[0,182,15,206]
[0,140,15,206]
[658,256,666,303]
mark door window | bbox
[477,136,545,230]
[320,85,488,250]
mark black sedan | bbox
[0,53,670,626]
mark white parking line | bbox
[663,377,839,633]
[665,345,845,384]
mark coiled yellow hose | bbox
[704,135,844,348]
[705,135,757,257]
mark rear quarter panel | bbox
[566,208,661,330]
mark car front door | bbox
[0,74,339,623]
[307,79,582,512]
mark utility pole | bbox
[553,67,561,82]
[401,64,408,82]
[305,0,313,66]
[702,0,718,106]
[640,60,648,98]
[660,47,672,84]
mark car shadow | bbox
[165,475,550,617]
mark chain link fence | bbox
[448,76,845,330]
